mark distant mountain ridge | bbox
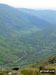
[18,8,56,24]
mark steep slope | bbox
[20,56,56,75]
[0,4,51,34]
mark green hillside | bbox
[0,4,56,67]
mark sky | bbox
[0,0,56,9]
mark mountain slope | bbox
[0,4,56,67]
[18,8,56,24]
[0,4,51,33]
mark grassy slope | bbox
[19,56,56,75]
[0,56,56,75]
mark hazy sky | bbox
[0,0,56,9]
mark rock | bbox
[8,72,12,75]
[12,67,19,71]
[49,58,56,64]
